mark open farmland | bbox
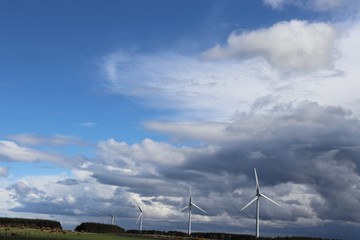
[0,227,332,240]
[0,227,151,240]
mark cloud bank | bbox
[4,101,360,238]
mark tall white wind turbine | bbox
[136,203,144,232]
[181,187,207,235]
[241,168,280,238]
[108,214,115,225]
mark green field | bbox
[0,227,151,240]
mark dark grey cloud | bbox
[7,182,45,199]
[92,171,177,197]
[171,102,360,233]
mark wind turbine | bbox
[136,203,144,232]
[181,186,207,235]
[108,214,115,225]
[241,168,280,238]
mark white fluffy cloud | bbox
[101,17,360,123]
[204,20,340,72]
[96,138,192,167]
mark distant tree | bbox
[167,231,188,237]
[74,222,125,234]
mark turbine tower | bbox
[181,186,206,235]
[136,203,144,232]
[108,214,115,225]
[241,168,280,238]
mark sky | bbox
[1,0,360,239]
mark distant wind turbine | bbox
[181,186,207,235]
[108,214,115,225]
[136,203,144,231]
[241,168,280,238]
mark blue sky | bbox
[1,0,360,239]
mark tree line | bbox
[191,232,336,240]
[0,217,62,229]
[126,230,336,240]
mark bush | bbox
[74,222,125,234]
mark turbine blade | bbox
[260,193,280,206]
[136,203,143,213]
[241,196,258,211]
[189,186,192,204]
[254,168,260,192]
[191,202,207,214]
[180,205,189,212]
[136,213,143,224]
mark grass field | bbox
[0,227,151,240]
